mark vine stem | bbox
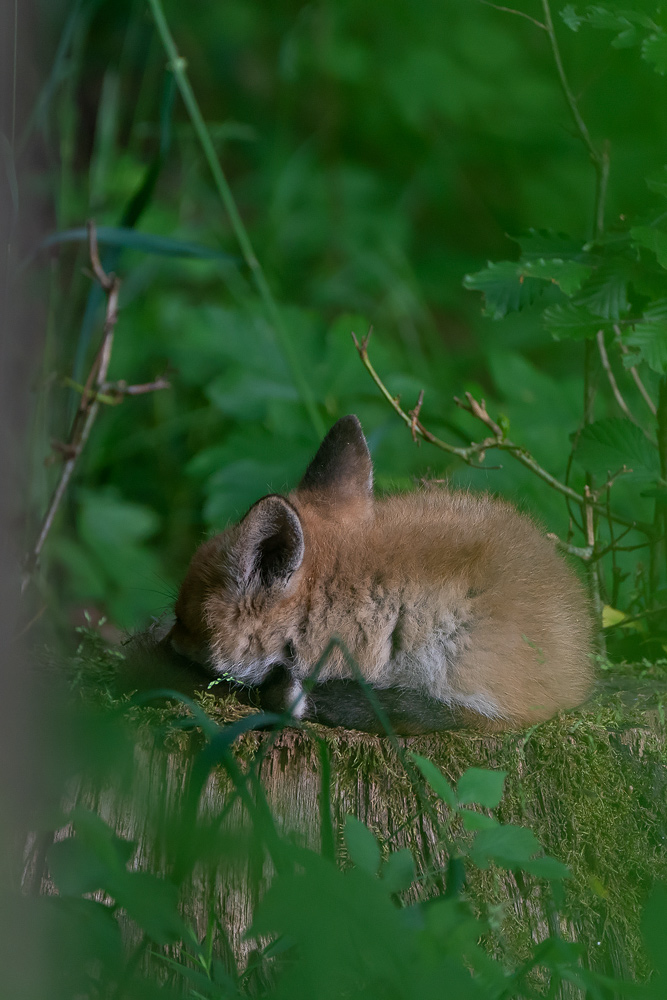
[146,0,324,440]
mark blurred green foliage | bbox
[18,0,667,649]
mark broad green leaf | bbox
[463,261,543,320]
[543,301,606,340]
[625,300,667,373]
[575,418,659,481]
[47,837,119,897]
[642,32,667,74]
[519,258,591,295]
[631,226,667,267]
[113,871,186,945]
[381,849,415,893]
[410,752,457,807]
[457,768,507,809]
[469,824,541,870]
[522,856,570,879]
[460,809,499,832]
[344,815,381,875]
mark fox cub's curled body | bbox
[170,416,592,734]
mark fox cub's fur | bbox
[169,416,592,734]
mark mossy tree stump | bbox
[23,678,667,988]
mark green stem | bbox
[146,0,324,439]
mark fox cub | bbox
[168,416,592,735]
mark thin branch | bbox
[546,533,593,560]
[22,222,169,590]
[352,329,652,535]
[615,328,658,417]
[596,330,656,443]
[478,0,547,30]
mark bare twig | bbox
[546,533,594,560]
[352,329,652,535]
[22,221,169,590]
[596,330,655,442]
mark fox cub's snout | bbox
[169,415,593,734]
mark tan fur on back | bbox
[171,420,593,731]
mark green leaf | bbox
[47,838,119,897]
[457,768,507,809]
[543,301,606,340]
[625,299,667,373]
[510,229,584,260]
[631,226,667,267]
[344,816,381,875]
[381,849,415,893]
[113,871,186,945]
[410,752,457,807]
[519,257,591,295]
[576,419,659,481]
[469,824,541,870]
[522,856,571,879]
[560,5,582,31]
[577,266,631,320]
[463,261,543,319]
[642,32,667,74]
[460,809,499,832]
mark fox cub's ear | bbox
[236,495,304,591]
[298,415,372,503]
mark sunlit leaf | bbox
[543,301,606,340]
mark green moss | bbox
[62,630,667,982]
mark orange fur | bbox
[169,416,593,731]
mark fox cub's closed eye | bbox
[171,415,593,735]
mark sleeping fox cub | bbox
[169,416,592,734]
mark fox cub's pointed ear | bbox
[236,496,304,591]
[298,415,372,503]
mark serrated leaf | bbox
[578,266,631,319]
[381,849,415,893]
[519,257,591,295]
[625,299,667,373]
[463,261,543,320]
[560,4,582,31]
[543,302,605,340]
[410,753,457,807]
[576,418,659,480]
[457,768,507,809]
[460,809,499,832]
[344,816,381,875]
[631,226,667,267]
[643,32,667,74]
